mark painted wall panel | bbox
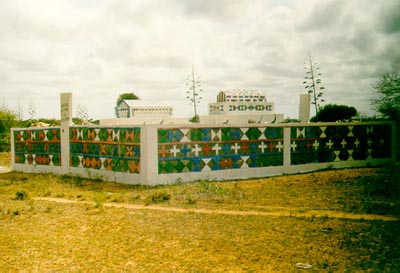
[158,126,284,174]
[69,127,141,174]
[290,124,392,165]
[13,128,61,166]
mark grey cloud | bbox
[380,2,400,34]
[1,0,397,119]
[179,0,249,22]
[297,0,347,32]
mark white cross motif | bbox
[212,143,222,155]
[354,138,360,148]
[231,143,241,154]
[170,145,180,157]
[313,140,319,150]
[326,139,334,149]
[259,142,267,153]
[191,144,202,157]
[341,139,347,149]
[275,141,283,152]
[291,141,297,151]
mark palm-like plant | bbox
[303,52,325,115]
[186,65,203,122]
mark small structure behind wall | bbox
[298,93,311,122]
[60,92,72,174]
[116,100,173,119]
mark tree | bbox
[0,108,17,152]
[372,72,400,121]
[76,104,89,121]
[28,99,36,120]
[186,65,203,122]
[310,104,357,122]
[303,52,325,115]
[115,93,139,118]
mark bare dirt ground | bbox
[1,154,399,271]
[34,196,398,221]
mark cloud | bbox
[379,1,400,35]
[0,0,398,120]
[178,0,251,22]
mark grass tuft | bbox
[145,191,171,204]
[15,191,27,200]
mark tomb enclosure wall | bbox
[11,121,397,185]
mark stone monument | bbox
[298,93,311,122]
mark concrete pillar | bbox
[60,92,72,174]
[299,93,311,122]
[283,127,291,168]
[140,124,159,185]
[10,128,15,169]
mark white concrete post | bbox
[283,126,291,168]
[140,124,159,185]
[60,92,72,174]
[392,121,398,162]
[299,93,311,122]
[10,128,15,169]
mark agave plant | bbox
[303,52,325,115]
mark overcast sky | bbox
[1,0,399,120]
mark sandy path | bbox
[0,166,10,173]
[33,197,399,221]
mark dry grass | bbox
[0,152,399,271]
[0,152,10,167]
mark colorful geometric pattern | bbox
[14,128,62,166]
[290,124,392,165]
[158,126,284,174]
[70,127,141,174]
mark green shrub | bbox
[15,191,27,200]
[146,191,171,204]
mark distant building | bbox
[102,90,284,125]
[216,90,266,102]
[298,93,311,122]
[209,90,275,116]
[116,100,173,118]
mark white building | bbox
[116,100,173,118]
[207,90,280,121]
[216,90,266,102]
[100,100,176,125]
[102,91,283,125]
